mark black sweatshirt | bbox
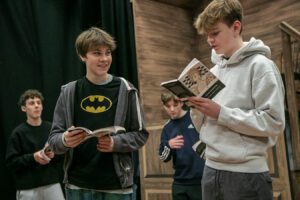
[6,121,63,190]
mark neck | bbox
[27,118,42,126]
[86,74,112,85]
[225,37,244,58]
[179,110,187,118]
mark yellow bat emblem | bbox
[80,95,112,113]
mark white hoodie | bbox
[191,37,285,173]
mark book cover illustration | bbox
[161,58,225,99]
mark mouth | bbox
[34,111,41,115]
[97,64,107,67]
[97,63,110,69]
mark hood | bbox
[211,37,271,67]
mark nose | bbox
[207,38,211,45]
[207,35,214,45]
[100,54,109,61]
[170,106,175,111]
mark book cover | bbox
[160,58,225,98]
[192,140,206,159]
[41,143,52,161]
[68,125,126,141]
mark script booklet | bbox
[67,125,126,141]
[160,58,225,98]
[192,140,206,159]
[41,143,52,161]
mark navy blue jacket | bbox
[159,110,205,185]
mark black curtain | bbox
[0,0,138,199]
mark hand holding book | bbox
[67,125,126,141]
[161,58,225,98]
[192,140,206,159]
[40,143,53,161]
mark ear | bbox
[79,55,86,62]
[233,20,242,35]
[179,101,184,107]
[21,105,26,112]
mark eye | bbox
[93,51,101,55]
[211,31,219,36]
[105,51,111,56]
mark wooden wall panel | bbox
[133,0,198,127]
[242,0,300,72]
[268,133,292,200]
[133,0,299,199]
[133,1,199,199]
[141,128,174,177]
[145,189,172,200]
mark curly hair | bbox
[18,89,44,106]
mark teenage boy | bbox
[48,27,149,200]
[186,0,285,200]
[159,92,204,200]
[6,89,65,200]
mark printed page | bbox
[178,58,218,96]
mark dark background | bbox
[0,0,139,199]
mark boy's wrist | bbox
[62,132,68,147]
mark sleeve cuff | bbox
[62,132,68,147]
[218,105,231,125]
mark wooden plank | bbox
[281,31,300,169]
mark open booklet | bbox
[67,125,126,141]
[192,140,206,159]
[160,58,225,98]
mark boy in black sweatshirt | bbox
[6,89,64,200]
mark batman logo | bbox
[80,95,112,113]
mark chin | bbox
[96,71,108,76]
[214,49,222,55]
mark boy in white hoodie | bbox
[186,0,285,200]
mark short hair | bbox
[194,0,243,34]
[161,92,180,105]
[18,89,44,106]
[75,27,117,58]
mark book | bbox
[160,58,225,98]
[67,125,126,141]
[192,140,206,159]
[41,143,52,161]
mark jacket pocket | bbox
[114,152,133,188]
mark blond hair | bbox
[194,0,243,34]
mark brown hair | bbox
[161,92,180,105]
[18,89,44,106]
[75,27,116,58]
